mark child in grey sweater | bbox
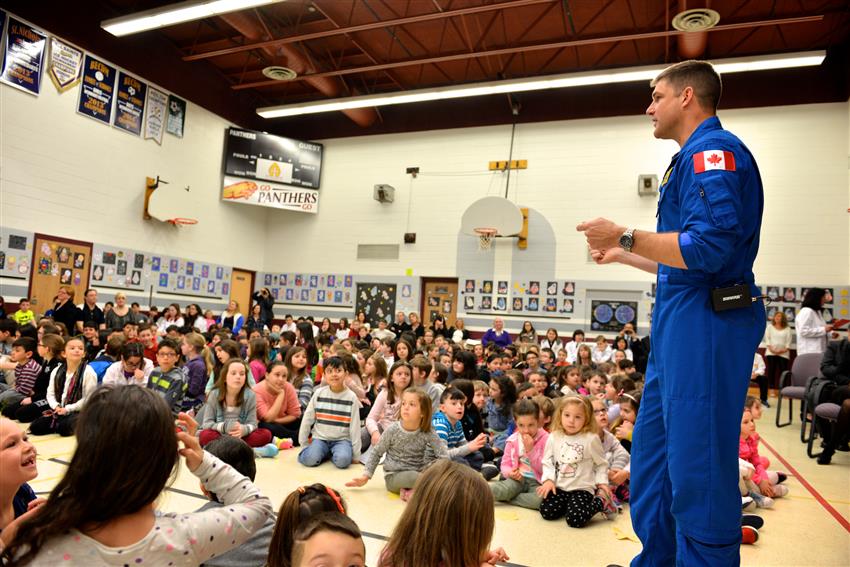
[347,388,447,501]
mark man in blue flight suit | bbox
[577,61,765,566]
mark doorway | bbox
[230,269,255,319]
[420,278,459,328]
[28,234,93,315]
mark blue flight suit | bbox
[630,116,766,567]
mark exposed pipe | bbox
[677,0,709,59]
[219,12,378,127]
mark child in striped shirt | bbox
[298,356,361,469]
[0,338,41,408]
[432,387,487,466]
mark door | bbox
[421,278,459,328]
[28,234,93,315]
[230,269,255,318]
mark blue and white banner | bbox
[143,87,167,144]
[77,53,116,124]
[113,71,146,136]
[0,17,47,96]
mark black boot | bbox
[817,446,835,465]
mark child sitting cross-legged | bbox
[432,387,487,468]
[489,398,549,510]
[591,398,631,504]
[200,358,274,451]
[298,356,362,469]
[347,387,447,501]
[537,395,617,527]
[739,409,788,506]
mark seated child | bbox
[556,365,582,396]
[532,395,555,432]
[195,436,276,567]
[101,342,154,386]
[489,399,549,510]
[363,360,411,451]
[267,483,350,567]
[29,337,97,437]
[0,417,45,545]
[3,335,63,422]
[147,338,188,417]
[583,369,608,400]
[254,361,302,442]
[432,387,487,468]
[453,379,497,478]
[298,356,362,468]
[347,388,447,501]
[610,390,641,452]
[486,375,517,451]
[527,371,549,397]
[11,299,35,328]
[291,513,365,567]
[517,383,537,399]
[200,359,274,450]
[591,398,630,503]
[604,375,636,422]
[1,386,273,564]
[739,409,788,503]
[379,459,509,567]
[411,356,441,409]
[0,338,41,410]
[538,395,617,527]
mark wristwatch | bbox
[619,228,635,253]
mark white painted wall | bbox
[265,102,850,286]
[0,75,268,272]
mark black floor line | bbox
[46,458,528,567]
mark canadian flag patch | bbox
[693,150,736,173]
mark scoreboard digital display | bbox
[223,127,323,189]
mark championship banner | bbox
[143,87,167,144]
[113,71,146,136]
[166,94,186,138]
[77,54,116,124]
[0,17,47,96]
[48,37,83,92]
[222,175,319,214]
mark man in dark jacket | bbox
[818,327,850,464]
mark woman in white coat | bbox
[796,288,833,355]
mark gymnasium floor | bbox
[22,396,850,567]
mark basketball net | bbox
[474,228,497,252]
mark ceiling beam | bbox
[231,14,825,90]
[183,0,557,61]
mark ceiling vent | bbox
[671,8,720,32]
[261,66,298,81]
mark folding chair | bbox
[806,402,841,458]
[775,353,822,439]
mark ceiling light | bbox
[101,0,284,37]
[257,51,825,119]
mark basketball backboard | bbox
[460,196,523,236]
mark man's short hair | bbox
[651,60,722,112]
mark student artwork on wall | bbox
[89,243,229,297]
[0,229,33,277]
[262,272,355,307]
[355,283,397,326]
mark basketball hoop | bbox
[474,227,498,251]
[166,217,198,227]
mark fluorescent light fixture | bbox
[102,0,283,37]
[257,51,825,119]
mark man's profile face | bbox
[646,79,681,140]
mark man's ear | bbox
[680,86,697,109]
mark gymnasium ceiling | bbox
[5,0,850,139]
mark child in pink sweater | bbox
[739,409,788,500]
[488,398,549,510]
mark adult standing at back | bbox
[104,292,137,332]
[50,287,81,334]
[763,311,792,389]
[578,60,765,566]
[252,287,275,330]
[796,287,833,356]
[78,289,104,332]
[481,317,512,349]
